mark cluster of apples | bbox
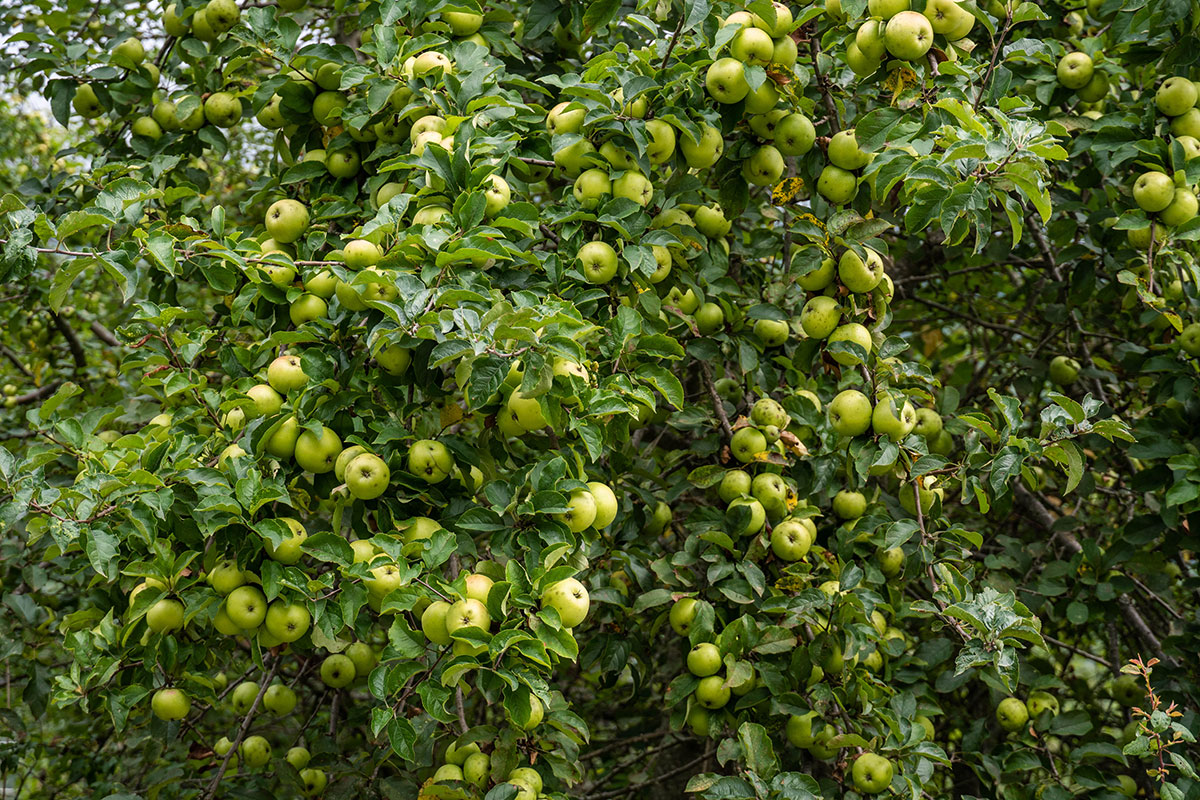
[843,0,976,78]
[428,741,545,800]
[1125,77,1200,237]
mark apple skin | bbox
[669,598,698,635]
[407,439,454,483]
[833,490,866,519]
[913,408,943,438]
[542,577,590,627]
[839,248,884,293]
[775,113,816,156]
[577,241,619,284]
[300,768,327,796]
[694,675,731,709]
[786,711,820,746]
[884,11,933,60]
[706,58,750,103]
[799,296,841,340]
[828,390,873,436]
[320,654,356,688]
[852,752,894,794]
[771,519,814,561]
[264,600,310,643]
[1057,52,1094,89]
[1026,690,1060,719]
[730,427,767,463]
[680,124,725,168]
[1157,76,1198,117]
[730,26,775,66]
[151,688,191,721]
[264,199,309,244]
[345,453,390,499]
[719,470,752,502]
[645,119,677,163]
[225,585,268,630]
[573,168,611,208]
[817,165,858,205]
[1133,171,1176,213]
[687,642,722,677]
[828,130,870,171]
[208,560,245,595]
[1049,355,1081,385]
[996,696,1029,731]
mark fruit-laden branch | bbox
[804,27,839,134]
[0,344,32,377]
[201,657,278,800]
[1013,484,1178,668]
[90,321,119,347]
[660,12,687,70]
[974,11,1014,110]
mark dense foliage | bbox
[2,0,1200,798]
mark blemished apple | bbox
[300,768,327,795]
[852,752,894,794]
[687,642,722,676]
[320,654,356,687]
[407,439,454,483]
[345,452,389,499]
[743,144,785,186]
[996,696,1029,730]
[754,318,790,346]
[817,165,858,205]
[694,675,731,709]
[800,297,841,340]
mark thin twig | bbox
[200,658,278,800]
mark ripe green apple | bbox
[344,642,376,677]
[230,681,260,714]
[463,573,494,605]
[996,696,1029,731]
[289,294,327,326]
[800,296,842,339]
[588,481,619,528]
[164,3,188,36]
[797,256,836,290]
[706,57,750,103]
[856,19,888,61]
[751,471,788,515]
[112,36,146,66]
[1077,71,1110,102]
[334,445,367,483]
[320,654,356,688]
[483,174,511,216]
[577,240,619,284]
[775,113,816,156]
[506,390,548,432]
[146,597,185,633]
[817,165,858,205]
[913,408,943,438]
[839,247,885,293]
[680,123,725,168]
[365,562,405,610]
[827,130,870,171]
[151,688,191,721]
[240,735,271,767]
[852,752,894,794]
[744,80,780,115]
[203,92,242,128]
[748,108,787,139]
[226,586,267,630]
[600,140,636,169]
[285,746,311,771]
[441,9,482,34]
[412,51,453,77]
[1179,322,1200,356]
[833,490,866,519]
[730,26,774,66]
[868,0,909,17]
[264,199,309,244]
[421,600,452,645]
[719,470,752,503]
[345,453,389,499]
[743,144,785,186]
[772,34,798,68]
[828,390,872,436]
[407,439,454,483]
[294,425,341,474]
[687,642,722,677]
[1133,171,1175,212]
[546,101,586,135]
[1057,52,1094,89]
[445,598,490,634]
[1026,690,1059,718]
[695,675,731,709]
[300,768,326,796]
[872,394,916,441]
[884,11,933,60]
[728,497,766,534]
[828,322,872,365]
[1157,76,1198,117]
[846,42,882,77]
[264,600,310,643]
[771,519,814,560]
[573,168,611,208]
[786,711,820,746]
[754,318,790,346]
[542,577,590,627]
[206,0,240,32]
[924,0,970,33]
[265,518,307,564]
[265,415,301,459]
[132,116,163,140]
[344,239,382,269]
[1160,188,1199,226]
[645,119,677,163]
[669,598,698,635]
[557,488,598,532]
[612,171,654,207]
[263,683,297,715]
[694,302,726,334]
[730,426,767,463]
[1171,107,1200,138]
[190,8,218,41]
[1049,354,1081,385]
[694,205,731,238]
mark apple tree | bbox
[2,0,1200,798]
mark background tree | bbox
[1,0,1200,799]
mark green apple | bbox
[344,239,382,269]
[263,683,297,715]
[730,26,774,66]
[1133,171,1175,212]
[828,130,870,171]
[506,390,548,432]
[421,600,452,645]
[264,600,310,642]
[846,42,882,77]
[884,11,933,60]
[1179,322,1200,356]
[146,597,185,633]
[924,0,971,33]
[868,0,909,18]
[230,681,260,714]
[775,113,816,156]
[1049,354,1081,385]
[743,145,785,186]
[462,753,491,788]
[573,168,611,208]
[680,123,725,168]
[694,205,731,238]
[164,3,189,36]
[771,519,813,561]
[670,598,698,635]
[208,559,245,595]
[996,696,1029,731]
[719,470,752,503]
[546,101,585,135]
[320,654,356,688]
[728,497,766,534]
[577,240,619,284]
[557,489,598,532]
[730,426,767,463]
[265,415,300,459]
[1160,188,1198,226]
[856,19,888,61]
[1077,71,1110,102]
[1157,76,1198,117]
[204,92,242,128]
[412,51,453,77]
[744,80,780,115]
[645,119,677,163]
[289,294,327,326]
[694,302,726,335]
[839,248,884,293]
[786,711,820,746]
[407,439,454,483]
[445,598,490,634]
[706,57,750,103]
[264,199,309,244]
[112,36,146,66]
[294,425,341,473]
[833,489,866,519]
[872,394,916,441]
[365,562,405,610]
[695,675,731,709]
[240,735,271,767]
[463,573,493,605]
[300,768,327,795]
[542,577,590,627]
[588,481,619,528]
[852,752,894,794]
[206,0,240,33]
[483,174,511,216]
[132,116,163,140]
[1171,108,1200,138]
[687,642,722,676]
[754,318,790,346]
[913,408,943,438]
[1026,690,1059,718]
[828,322,872,365]
[151,688,191,720]
[265,518,307,564]
[226,586,268,630]
[441,9,482,34]
[817,165,858,204]
[286,746,311,771]
[1057,52,1094,90]
[829,390,872,436]
[612,171,654,207]
[800,296,842,339]
[797,256,836,290]
[345,453,389,499]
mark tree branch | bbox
[201,658,278,800]
[49,312,86,368]
[699,361,732,438]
